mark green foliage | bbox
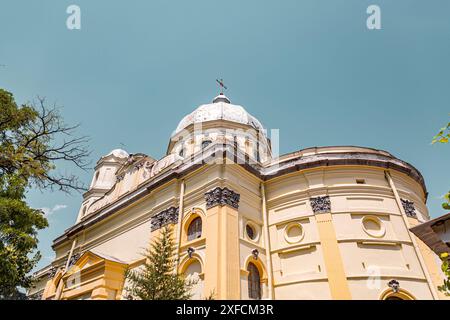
[125,227,194,300]
[0,88,89,299]
[443,192,450,211]
[432,117,450,210]
[0,174,48,299]
[437,252,450,296]
[432,119,450,144]
[432,116,450,294]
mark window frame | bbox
[187,216,202,241]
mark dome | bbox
[105,149,129,159]
[173,94,266,136]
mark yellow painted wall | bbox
[44,162,440,300]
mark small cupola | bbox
[88,149,129,193]
[212,93,231,104]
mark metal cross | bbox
[216,78,227,94]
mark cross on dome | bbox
[216,78,227,95]
[213,78,231,103]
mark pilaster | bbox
[204,187,241,299]
[310,196,352,299]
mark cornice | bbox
[53,143,428,248]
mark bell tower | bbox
[76,149,129,222]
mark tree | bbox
[0,174,48,299]
[432,116,450,295]
[433,119,450,144]
[125,226,194,300]
[432,117,450,210]
[0,88,90,299]
[0,89,90,193]
[437,252,450,296]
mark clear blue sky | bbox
[0,0,449,271]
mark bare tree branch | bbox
[0,95,92,193]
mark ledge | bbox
[275,243,318,255]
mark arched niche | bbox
[178,256,204,300]
[379,288,416,300]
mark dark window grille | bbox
[247,263,261,299]
[187,217,202,241]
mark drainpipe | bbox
[175,180,185,272]
[54,238,77,300]
[64,238,78,270]
[385,170,438,300]
[261,183,274,299]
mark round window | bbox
[284,222,304,244]
[246,224,256,240]
[362,216,385,238]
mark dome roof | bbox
[173,94,265,136]
[105,149,129,159]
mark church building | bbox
[28,92,447,300]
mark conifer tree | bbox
[125,226,194,300]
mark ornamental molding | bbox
[205,187,240,209]
[132,161,144,172]
[400,199,417,218]
[151,206,179,231]
[48,267,58,279]
[142,160,155,179]
[252,249,259,260]
[310,196,331,214]
[187,247,195,258]
[388,279,400,293]
[67,252,81,268]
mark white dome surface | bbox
[173,95,265,136]
[105,149,129,159]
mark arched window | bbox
[247,263,261,300]
[94,171,100,182]
[187,217,202,241]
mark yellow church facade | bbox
[29,93,446,300]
